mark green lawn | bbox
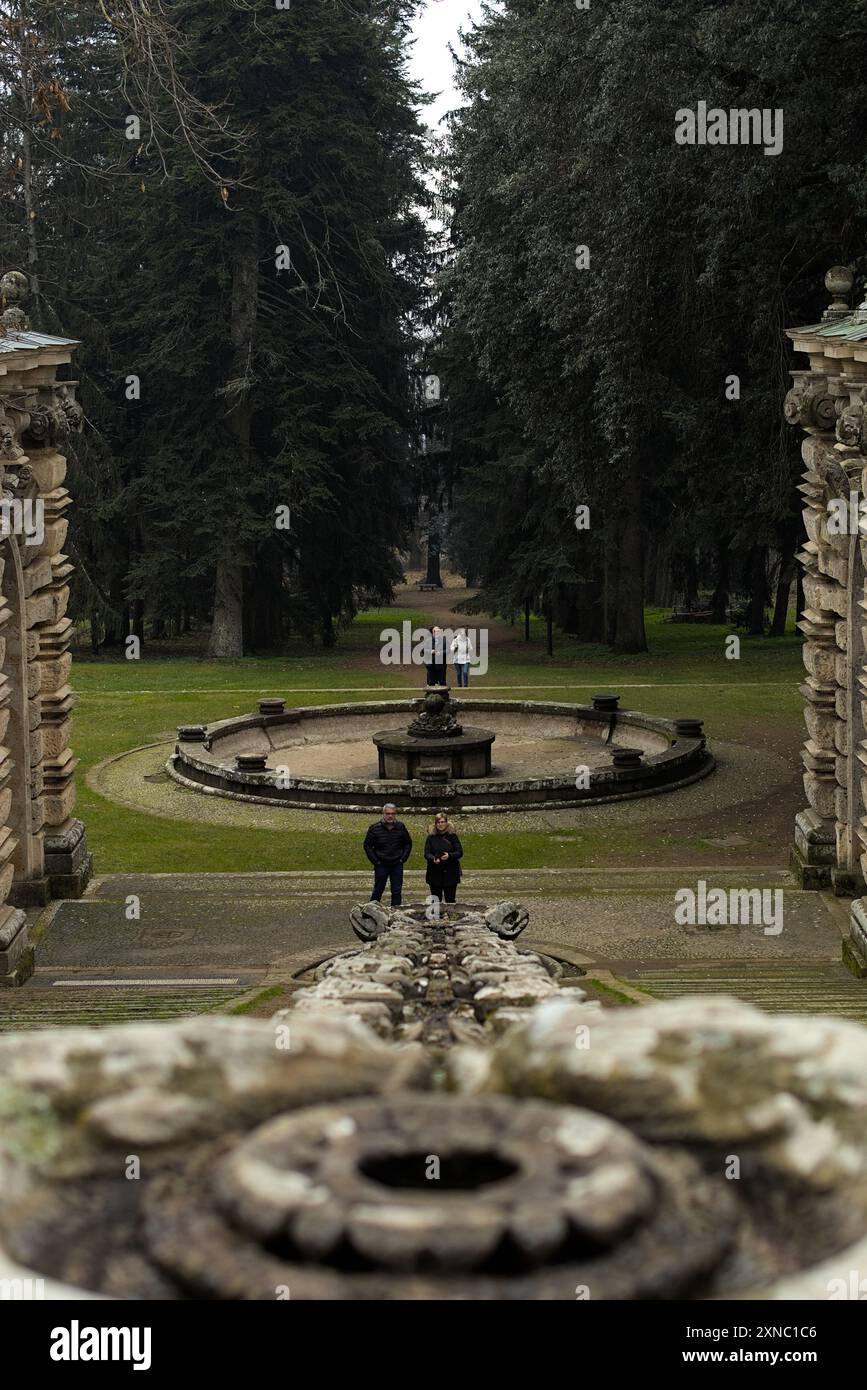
[71,606,805,875]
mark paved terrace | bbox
[0,866,862,1029]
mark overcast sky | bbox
[407,0,483,131]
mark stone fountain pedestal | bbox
[372,685,495,780]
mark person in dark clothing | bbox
[364,803,413,906]
[425,625,447,687]
[424,811,463,905]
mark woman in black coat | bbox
[424,811,464,904]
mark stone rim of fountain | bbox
[169,696,714,812]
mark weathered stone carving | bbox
[484,899,530,939]
[141,1093,731,1300]
[59,387,83,436]
[836,388,867,452]
[0,406,24,462]
[783,372,836,434]
[0,269,29,334]
[406,687,464,737]
[307,902,575,1042]
[0,270,90,985]
[787,278,867,905]
[4,957,867,1300]
[18,391,81,451]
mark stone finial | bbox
[0,269,30,333]
[822,265,854,323]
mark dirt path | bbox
[349,571,532,676]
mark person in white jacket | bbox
[450,628,474,687]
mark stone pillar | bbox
[0,270,90,985]
[786,266,867,970]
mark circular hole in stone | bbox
[359,1150,520,1192]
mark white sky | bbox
[408,0,483,131]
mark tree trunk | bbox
[644,536,658,604]
[746,546,768,636]
[558,592,582,635]
[613,448,647,653]
[558,578,604,640]
[675,550,699,610]
[321,608,336,648]
[653,544,672,607]
[711,541,730,624]
[546,600,554,656]
[770,558,795,636]
[21,127,41,319]
[209,209,259,657]
[524,598,531,641]
[18,7,41,321]
[770,524,799,637]
[244,543,284,650]
[796,568,805,628]
[210,558,244,657]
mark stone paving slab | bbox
[523,890,844,963]
[31,897,347,970]
[0,869,860,1029]
[24,869,842,976]
[80,865,798,897]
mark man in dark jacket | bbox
[364,803,413,907]
[425,626,447,687]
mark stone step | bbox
[628,964,867,1020]
[79,866,799,901]
[0,985,242,1030]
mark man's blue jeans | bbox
[455,662,470,687]
[372,861,404,906]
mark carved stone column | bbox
[0,271,91,985]
[786,266,867,971]
[785,274,850,888]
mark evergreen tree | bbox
[442,0,867,650]
[2,0,429,653]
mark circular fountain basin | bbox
[168,698,714,813]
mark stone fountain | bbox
[371,684,495,781]
[171,691,713,812]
